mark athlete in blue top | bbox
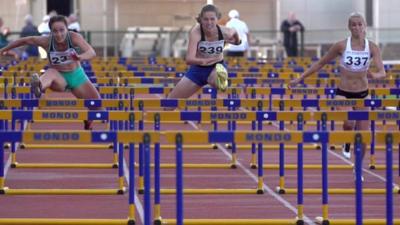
[168,4,241,99]
[290,13,386,181]
[0,15,100,130]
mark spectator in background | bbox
[225,9,250,57]
[20,14,40,57]
[0,17,10,49]
[68,14,81,32]
[49,10,58,17]
[38,15,51,58]
[280,12,304,57]
[0,17,18,59]
[38,15,50,35]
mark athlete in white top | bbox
[289,13,386,179]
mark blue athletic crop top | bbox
[197,25,225,58]
[340,37,371,72]
[48,32,78,65]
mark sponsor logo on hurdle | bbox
[159,78,176,84]
[245,133,292,141]
[149,72,169,77]
[377,112,400,120]
[242,73,262,77]
[326,100,357,106]
[42,112,79,119]
[33,132,80,141]
[45,100,78,107]
[261,79,285,84]
[186,100,216,106]
[210,112,247,120]
[291,89,318,94]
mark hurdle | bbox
[0,129,127,195]
[0,130,155,225]
[0,111,142,193]
[3,74,399,91]
[1,110,141,170]
[13,68,399,81]
[1,130,398,225]
[1,109,399,179]
[2,86,400,98]
[163,131,398,225]
[1,97,399,110]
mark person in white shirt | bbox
[68,14,81,32]
[37,15,51,58]
[38,15,50,35]
[225,9,250,57]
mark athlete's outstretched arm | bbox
[70,32,96,61]
[0,36,46,55]
[290,41,342,87]
[224,27,241,45]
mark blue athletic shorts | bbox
[185,61,227,87]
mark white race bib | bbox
[197,40,225,57]
[49,49,75,65]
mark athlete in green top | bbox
[0,15,100,130]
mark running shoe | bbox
[84,120,93,130]
[31,73,42,98]
[342,143,351,159]
[215,63,228,92]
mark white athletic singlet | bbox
[48,32,78,65]
[340,37,371,72]
[197,25,225,58]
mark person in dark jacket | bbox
[280,12,304,57]
[20,15,40,57]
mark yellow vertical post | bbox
[0,177,4,189]
[154,204,161,224]
[230,153,237,168]
[279,177,285,191]
[250,154,257,168]
[297,205,303,221]
[257,177,264,194]
[322,204,329,221]
[11,152,16,165]
[113,153,118,166]
[119,177,125,190]
[138,177,144,193]
[128,204,136,220]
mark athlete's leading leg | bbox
[168,77,201,99]
[71,81,101,130]
[31,68,68,97]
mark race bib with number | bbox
[197,40,225,57]
[340,37,371,72]
[49,49,75,65]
